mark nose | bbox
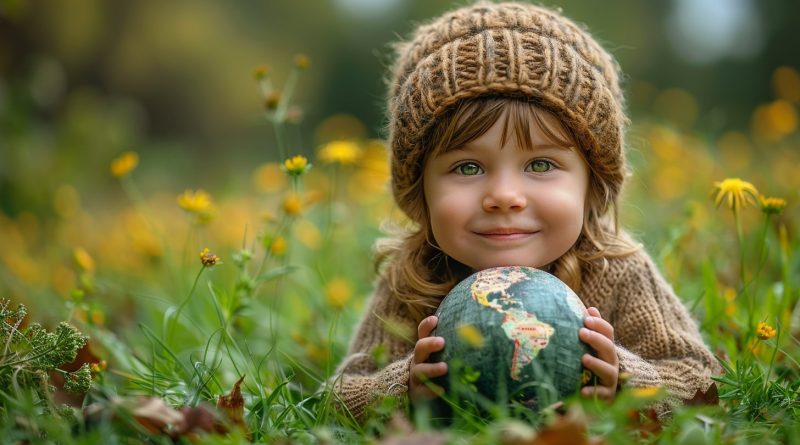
[482,173,527,212]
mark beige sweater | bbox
[331,245,721,421]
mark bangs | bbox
[428,97,579,159]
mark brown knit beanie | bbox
[387,1,629,223]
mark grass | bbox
[1,60,799,444]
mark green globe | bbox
[429,266,591,413]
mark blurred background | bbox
[1,0,799,324]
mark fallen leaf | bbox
[532,407,599,445]
[685,382,719,407]
[217,375,247,431]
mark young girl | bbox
[332,1,720,421]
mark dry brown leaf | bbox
[532,407,594,445]
[217,375,248,433]
[685,382,719,407]
[627,408,662,438]
[129,396,187,436]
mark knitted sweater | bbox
[331,245,721,421]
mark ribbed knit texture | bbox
[387,1,628,222]
[332,243,721,422]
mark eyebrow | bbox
[440,142,575,155]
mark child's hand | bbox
[579,307,619,400]
[409,315,448,401]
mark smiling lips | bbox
[475,228,538,240]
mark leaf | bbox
[626,408,662,438]
[531,407,603,445]
[217,374,247,431]
[129,396,187,435]
[499,407,601,445]
[685,382,719,406]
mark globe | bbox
[428,266,591,414]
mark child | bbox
[332,1,720,421]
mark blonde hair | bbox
[377,97,638,320]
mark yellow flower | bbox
[712,178,759,210]
[283,155,310,176]
[325,278,352,309]
[91,360,107,374]
[581,369,594,385]
[630,386,661,398]
[282,194,303,216]
[264,90,281,111]
[252,163,287,193]
[756,322,776,340]
[759,196,787,215]
[253,64,270,80]
[199,247,220,267]
[456,324,485,348]
[73,247,95,272]
[295,219,321,250]
[110,151,139,177]
[178,189,213,214]
[269,236,287,256]
[318,140,362,165]
[294,53,311,70]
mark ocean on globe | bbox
[428,266,591,414]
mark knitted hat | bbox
[387,1,628,223]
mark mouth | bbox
[475,228,537,240]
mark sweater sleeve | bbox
[609,251,722,415]
[330,278,419,422]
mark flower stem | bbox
[167,266,205,346]
[733,207,753,332]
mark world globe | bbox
[428,266,591,415]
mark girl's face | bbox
[423,107,589,271]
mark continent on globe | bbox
[500,308,555,381]
[429,266,592,416]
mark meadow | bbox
[1,57,799,444]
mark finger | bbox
[418,315,438,339]
[579,328,617,366]
[413,336,445,364]
[580,384,616,400]
[588,307,601,317]
[410,362,448,383]
[582,353,618,388]
[583,316,615,342]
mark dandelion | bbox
[283,155,310,176]
[581,369,594,385]
[756,322,776,340]
[90,309,105,326]
[456,324,485,348]
[630,386,661,398]
[253,64,270,80]
[73,247,95,272]
[91,360,107,374]
[294,54,310,70]
[282,194,303,216]
[759,196,787,215]
[110,151,139,178]
[712,178,759,210]
[318,140,362,165]
[199,247,220,267]
[269,236,287,257]
[264,90,281,111]
[324,278,353,309]
[178,189,213,214]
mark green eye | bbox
[456,162,482,176]
[528,160,553,173]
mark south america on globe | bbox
[428,266,592,415]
